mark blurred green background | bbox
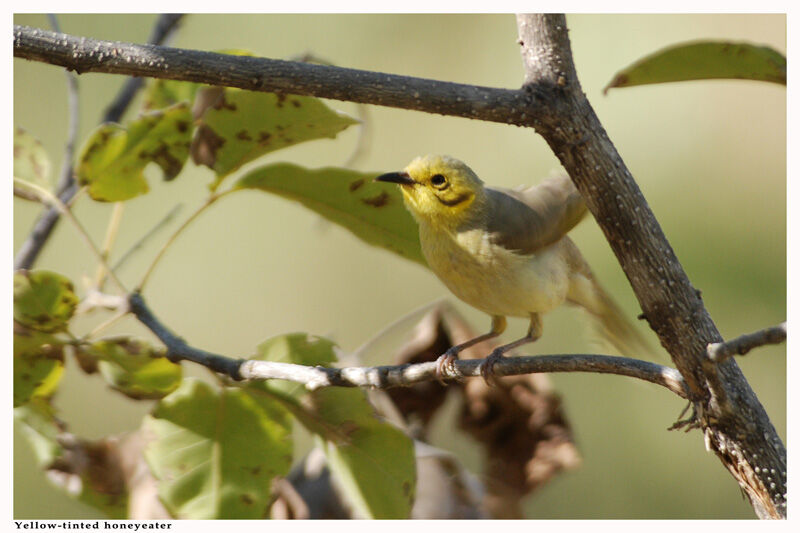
[13,14,785,519]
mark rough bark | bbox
[12,15,786,518]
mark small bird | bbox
[375,155,649,383]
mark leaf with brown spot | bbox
[605,40,786,93]
[76,103,193,202]
[190,87,357,190]
[361,191,389,207]
[77,337,182,400]
[236,163,425,266]
[14,323,65,407]
[14,270,77,333]
[14,399,129,518]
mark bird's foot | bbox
[479,349,506,386]
[434,348,461,385]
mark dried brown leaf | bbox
[387,303,581,518]
[438,306,581,517]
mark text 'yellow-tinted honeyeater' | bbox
[375,155,649,382]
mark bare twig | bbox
[136,194,227,291]
[707,323,787,364]
[110,204,183,275]
[94,202,125,288]
[14,178,127,295]
[13,15,185,271]
[128,292,243,379]
[240,354,688,396]
[127,292,686,396]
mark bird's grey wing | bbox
[485,174,587,254]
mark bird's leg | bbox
[435,315,506,383]
[480,314,542,384]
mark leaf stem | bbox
[136,190,235,291]
[94,202,125,288]
[13,178,127,294]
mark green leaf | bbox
[76,103,193,202]
[14,399,128,518]
[80,338,182,400]
[14,270,78,333]
[244,333,415,518]
[236,163,425,266]
[143,79,202,111]
[14,127,52,192]
[249,333,338,401]
[14,324,65,407]
[191,87,358,189]
[309,388,415,519]
[605,40,786,93]
[14,398,62,466]
[143,379,293,519]
[141,51,253,111]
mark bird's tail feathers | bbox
[570,278,652,358]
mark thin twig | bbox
[707,322,787,364]
[136,194,226,291]
[14,178,128,295]
[240,355,688,396]
[13,15,185,271]
[94,202,125,288]
[111,204,183,275]
[127,292,687,396]
[47,14,80,199]
[128,292,243,379]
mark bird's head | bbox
[375,155,485,226]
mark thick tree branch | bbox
[707,322,787,363]
[128,292,687,396]
[515,14,785,518]
[13,15,184,271]
[13,25,536,127]
[13,16,785,518]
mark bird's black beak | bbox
[374,171,415,186]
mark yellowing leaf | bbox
[81,338,182,400]
[14,128,51,192]
[605,40,786,93]
[235,163,424,266]
[14,324,65,407]
[76,103,193,202]
[191,87,358,189]
[14,270,77,333]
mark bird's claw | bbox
[434,349,460,385]
[479,350,505,386]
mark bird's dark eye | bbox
[430,174,448,189]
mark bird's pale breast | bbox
[419,224,572,318]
